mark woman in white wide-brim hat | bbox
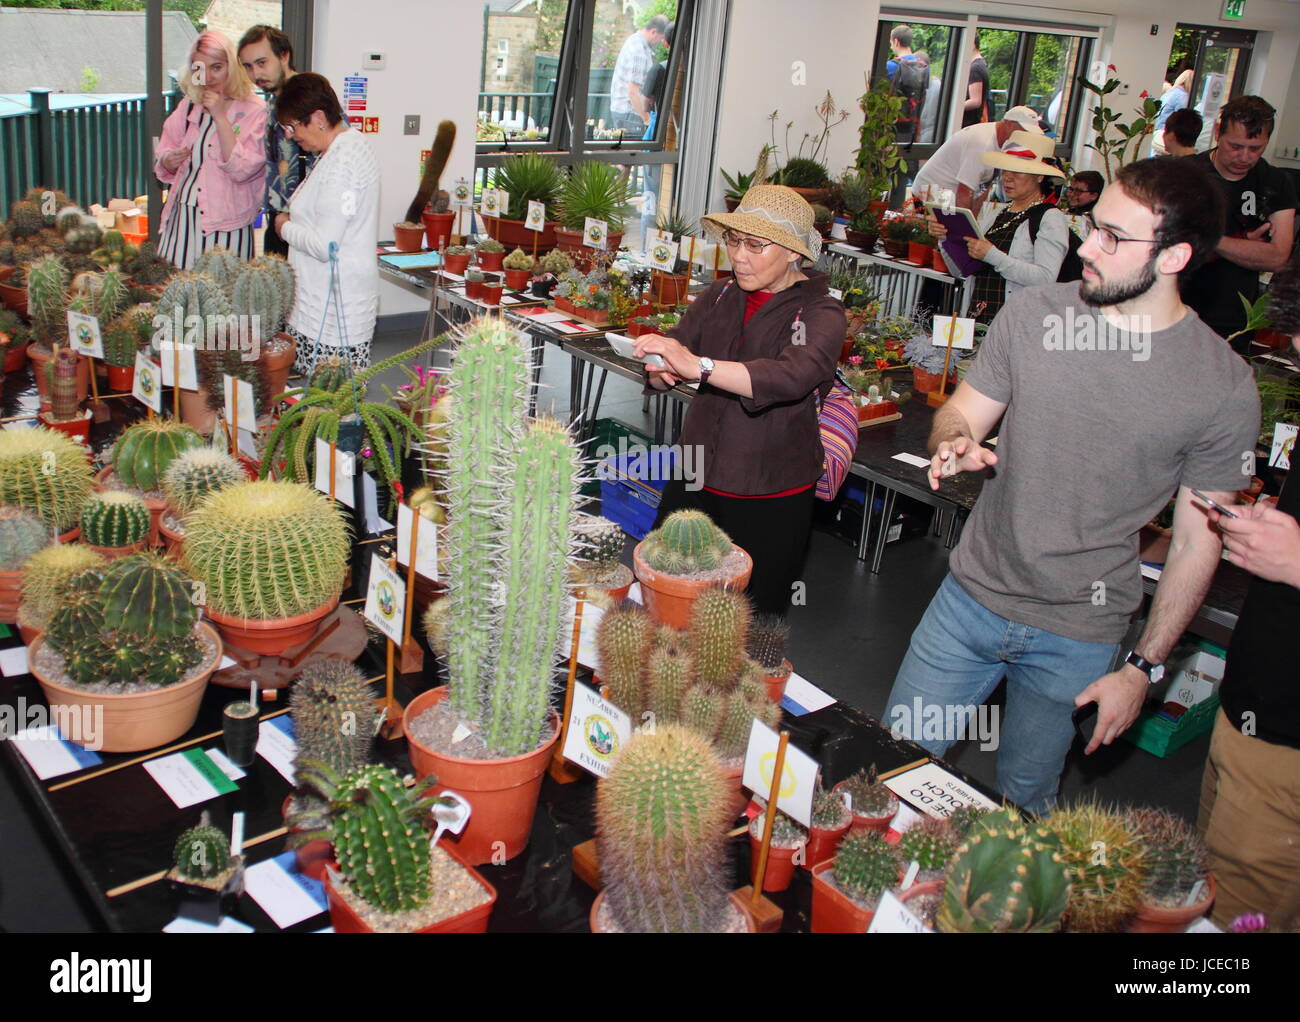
[631,184,844,616]
[930,131,1070,322]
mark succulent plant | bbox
[155,271,232,357]
[713,688,763,759]
[102,311,144,368]
[502,248,535,271]
[80,491,149,548]
[1045,800,1148,932]
[746,613,790,673]
[308,356,351,394]
[1123,806,1209,908]
[838,765,896,817]
[640,510,733,575]
[57,208,87,234]
[687,587,750,690]
[946,804,995,839]
[596,725,733,932]
[10,200,44,239]
[45,346,81,423]
[289,659,376,776]
[91,266,129,322]
[646,632,691,726]
[20,545,106,630]
[292,762,442,914]
[465,268,485,283]
[99,552,198,639]
[751,809,807,848]
[162,446,244,517]
[898,817,960,872]
[682,682,725,740]
[230,262,284,343]
[26,254,70,343]
[937,806,1070,933]
[111,418,204,493]
[573,514,625,580]
[556,160,632,231]
[539,250,572,275]
[173,818,231,881]
[63,223,102,255]
[45,586,106,652]
[834,830,902,906]
[0,506,50,571]
[595,602,654,717]
[182,480,350,621]
[193,248,243,290]
[0,425,94,532]
[811,784,851,829]
[58,625,203,687]
[475,237,505,254]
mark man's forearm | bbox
[1216,235,1289,273]
[927,401,973,456]
[1135,535,1219,664]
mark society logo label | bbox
[584,713,618,759]
[376,580,396,618]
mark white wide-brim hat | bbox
[981,133,1065,178]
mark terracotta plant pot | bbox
[0,266,28,317]
[442,252,471,276]
[323,843,497,933]
[481,214,559,255]
[402,686,560,866]
[568,306,610,327]
[95,466,166,546]
[503,268,531,291]
[932,246,948,273]
[749,826,804,893]
[1128,873,1217,933]
[723,764,751,821]
[259,334,297,411]
[86,538,149,561]
[651,271,689,307]
[724,196,740,213]
[763,659,792,704]
[106,364,134,392]
[844,228,878,251]
[27,624,222,753]
[804,817,851,871]
[833,781,899,834]
[38,413,90,443]
[203,595,339,657]
[179,385,218,434]
[159,515,185,561]
[907,241,934,266]
[420,211,456,251]
[393,223,425,252]
[631,540,754,629]
[811,859,896,933]
[3,336,28,373]
[912,366,954,395]
[896,878,944,927]
[856,399,899,423]
[28,344,90,408]
[553,227,625,270]
[866,200,887,221]
[464,278,485,300]
[480,284,503,306]
[0,567,23,624]
[589,887,756,933]
[476,249,504,272]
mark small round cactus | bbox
[898,817,959,872]
[746,613,790,673]
[640,509,733,575]
[80,491,150,549]
[99,552,198,639]
[111,419,205,493]
[162,447,244,517]
[20,545,106,630]
[0,506,50,571]
[837,765,897,816]
[1123,806,1209,908]
[834,830,903,905]
[1045,800,1148,932]
[173,819,231,881]
[289,659,377,776]
[309,356,352,394]
[45,587,105,653]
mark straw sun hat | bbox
[700,184,821,262]
[981,130,1065,178]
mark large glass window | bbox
[477,1,572,143]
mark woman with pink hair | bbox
[155,30,268,268]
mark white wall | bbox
[312,0,483,317]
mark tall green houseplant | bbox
[855,78,904,203]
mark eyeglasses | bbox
[722,230,775,254]
[1066,186,1091,194]
[281,120,307,138]
[1085,214,1159,255]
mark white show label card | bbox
[680,235,700,265]
[525,200,546,231]
[494,189,510,216]
[132,351,162,412]
[361,471,392,534]
[452,179,472,207]
[163,915,254,933]
[313,436,356,507]
[257,715,296,784]
[144,749,239,809]
[570,594,603,670]
[932,315,976,350]
[741,722,817,827]
[480,189,500,216]
[645,227,673,250]
[431,791,472,845]
[647,238,679,272]
[244,852,328,929]
[1269,422,1297,469]
[583,217,608,250]
[779,672,836,715]
[363,553,406,644]
[222,374,256,427]
[10,724,102,779]
[828,287,843,300]
[396,502,439,580]
[893,452,932,469]
[158,339,199,390]
[0,645,28,676]
[867,890,933,933]
[67,311,103,359]
[884,762,1000,820]
[561,682,632,778]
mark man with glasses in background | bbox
[884,157,1259,814]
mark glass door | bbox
[1169,24,1255,150]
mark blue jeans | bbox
[884,574,1120,815]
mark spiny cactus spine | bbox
[687,587,750,690]
[1123,806,1208,907]
[0,425,95,532]
[716,690,761,759]
[174,819,231,881]
[682,683,726,742]
[111,418,204,492]
[193,248,242,290]
[746,613,790,673]
[99,552,198,639]
[812,784,851,829]
[26,254,69,342]
[640,509,732,575]
[0,507,49,571]
[595,602,654,717]
[1045,801,1148,932]
[80,491,149,548]
[289,659,377,775]
[834,830,902,905]
[898,817,959,871]
[230,262,283,341]
[596,726,732,932]
[249,254,296,315]
[162,447,244,517]
[45,587,106,653]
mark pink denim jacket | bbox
[154,95,269,234]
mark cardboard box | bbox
[1152,643,1225,709]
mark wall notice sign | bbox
[561,682,631,778]
[396,501,439,580]
[67,311,103,359]
[363,553,406,644]
[884,762,1000,820]
[740,722,817,826]
[348,115,364,130]
[525,200,546,231]
[362,116,379,133]
[583,217,608,250]
[132,351,161,412]
[1269,422,1297,469]
[1221,0,1245,19]
[932,315,976,350]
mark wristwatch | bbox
[698,356,715,386]
[1122,650,1165,685]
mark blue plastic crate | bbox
[598,448,677,540]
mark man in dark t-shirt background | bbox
[962,35,991,127]
[1182,96,1297,354]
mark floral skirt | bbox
[288,326,371,380]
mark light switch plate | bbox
[404,115,420,136]
[363,52,385,69]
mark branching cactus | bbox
[289,659,377,776]
[716,689,762,759]
[80,491,150,548]
[595,602,654,716]
[162,447,244,517]
[687,587,750,690]
[834,830,903,906]
[936,805,1070,933]
[111,418,204,492]
[1123,806,1208,907]
[596,725,732,932]
[91,266,129,322]
[26,254,69,343]
[45,587,105,652]
[1045,800,1148,932]
[293,762,442,914]
[174,816,231,881]
[746,613,790,673]
[0,425,94,532]
[640,509,732,574]
[0,507,50,571]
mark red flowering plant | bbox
[1077,68,1163,181]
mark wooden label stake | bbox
[548,586,586,784]
[399,505,424,674]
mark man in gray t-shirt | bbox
[884,157,1259,814]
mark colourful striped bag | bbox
[815,368,859,501]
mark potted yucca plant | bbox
[483,153,564,253]
[649,208,695,306]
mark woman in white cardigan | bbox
[271,73,380,374]
[931,132,1068,324]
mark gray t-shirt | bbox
[951,281,1260,643]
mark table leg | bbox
[528,332,545,419]
[670,401,683,444]
[585,369,607,448]
[946,510,962,548]
[857,479,878,561]
[568,356,583,428]
[871,487,897,574]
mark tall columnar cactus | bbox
[173,818,231,881]
[99,552,198,639]
[646,633,691,725]
[596,725,732,932]
[162,446,244,517]
[193,248,243,291]
[289,659,377,776]
[230,263,284,339]
[687,587,750,690]
[1123,806,1209,907]
[26,254,69,343]
[0,506,50,571]
[80,491,150,548]
[111,418,204,492]
[595,602,654,717]
[182,480,350,620]
[746,613,790,673]
[936,806,1071,933]
[640,509,733,574]
[46,346,82,422]
[1045,801,1148,932]
[20,545,106,629]
[834,830,903,905]
[0,425,94,532]
[294,762,440,914]
[250,253,296,316]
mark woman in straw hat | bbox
[632,184,845,616]
[930,131,1069,323]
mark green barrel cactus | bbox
[162,447,244,517]
[834,830,903,905]
[687,587,750,690]
[10,200,44,239]
[898,817,959,872]
[1045,800,1148,932]
[174,820,232,881]
[80,491,150,549]
[596,725,732,932]
[937,806,1070,933]
[293,762,440,914]
[1123,806,1209,908]
[20,545,106,630]
[289,659,377,776]
[155,271,231,351]
[45,587,106,653]
[111,418,204,492]
[182,480,349,621]
[594,602,654,717]
[640,509,733,575]
[0,506,50,571]
[99,552,198,639]
[0,425,94,532]
[59,628,202,687]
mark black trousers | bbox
[262,222,289,258]
[652,479,816,617]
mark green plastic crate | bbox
[1122,693,1220,758]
